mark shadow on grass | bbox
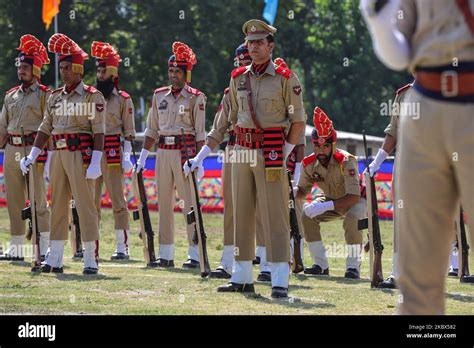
[446,292,474,303]
[292,273,372,285]
[100,258,144,264]
[240,291,336,310]
[52,273,122,281]
[253,281,313,291]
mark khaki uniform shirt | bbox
[298,149,360,200]
[207,89,232,144]
[396,0,474,73]
[228,62,305,128]
[0,81,51,135]
[104,88,135,137]
[144,84,206,142]
[384,85,412,139]
[38,81,106,136]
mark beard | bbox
[317,153,331,165]
[96,77,115,99]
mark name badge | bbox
[56,139,67,149]
[164,136,175,145]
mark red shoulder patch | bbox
[154,86,169,94]
[224,87,230,95]
[275,64,293,80]
[231,66,247,78]
[302,153,316,167]
[333,151,346,164]
[119,90,130,99]
[5,86,20,95]
[39,84,51,92]
[84,85,98,93]
[396,83,412,96]
[52,87,63,94]
[186,86,202,96]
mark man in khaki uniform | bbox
[91,41,135,260]
[366,82,413,288]
[21,34,106,275]
[296,107,366,279]
[185,43,270,280]
[361,0,474,314]
[135,42,206,269]
[0,35,51,261]
[216,19,306,298]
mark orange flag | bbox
[42,0,61,30]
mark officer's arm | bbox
[91,93,106,151]
[207,92,231,151]
[0,103,8,148]
[296,165,314,200]
[287,122,305,145]
[382,134,396,155]
[35,93,55,149]
[143,94,159,151]
[332,194,360,211]
[122,97,136,142]
[92,134,104,151]
[285,74,306,145]
[32,131,50,149]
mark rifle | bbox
[287,170,304,274]
[358,131,384,288]
[70,199,83,259]
[181,128,210,278]
[20,126,41,272]
[457,207,474,283]
[131,142,156,266]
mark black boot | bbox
[182,259,200,269]
[304,264,329,275]
[217,282,255,293]
[149,259,175,268]
[40,264,63,273]
[378,276,397,289]
[344,268,360,279]
[257,271,271,282]
[110,252,129,260]
[210,267,231,279]
[271,287,288,298]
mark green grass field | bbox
[0,207,472,315]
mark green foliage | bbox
[0,0,412,134]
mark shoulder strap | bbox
[245,73,263,130]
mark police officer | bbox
[20,33,106,275]
[361,0,474,314]
[91,41,135,260]
[297,107,366,279]
[366,82,413,288]
[135,42,206,269]
[0,35,51,261]
[217,19,306,298]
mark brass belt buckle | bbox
[245,133,252,143]
[164,136,175,145]
[440,71,458,97]
[56,139,67,149]
[12,137,22,145]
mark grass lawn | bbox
[0,207,472,315]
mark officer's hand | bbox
[20,156,33,175]
[121,153,134,174]
[183,158,200,177]
[134,162,145,174]
[303,201,334,219]
[86,163,102,179]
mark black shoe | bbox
[257,271,271,282]
[0,254,24,261]
[110,252,129,260]
[72,251,83,260]
[252,256,261,265]
[378,276,397,289]
[149,259,175,268]
[40,264,63,273]
[182,259,200,269]
[83,267,98,275]
[217,282,255,293]
[304,264,329,275]
[271,287,288,298]
[210,267,231,279]
[40,255,46,263]
[344,268,360,279]
[448,268,459,277]
[461,275,474,283]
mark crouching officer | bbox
[296,107,366,279]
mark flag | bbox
[42,0,61,31]
[263,0,278,25]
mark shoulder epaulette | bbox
[333,151,346,165]
[39,84,51,92]
[154,86,169,94]
[224,87,230,95]
[186,86,202,96]
[5,86,20,95]
[302,153,316,167]
[51,87,63,94]
[275,64,293,80]
[119,90,130,99]
[84,85,98,93]
[231,66,247,78]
